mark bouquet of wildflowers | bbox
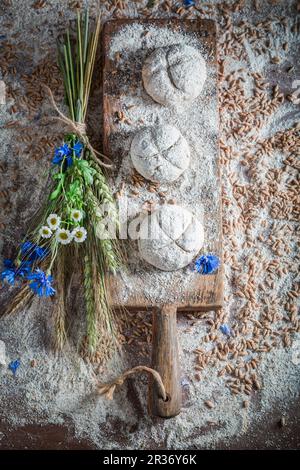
[1,10,122,362]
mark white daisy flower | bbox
[39,226,52,239]
[56,228,72,245]
[72,226,87,243]
[47,213,61,230]
[71,209,83,223]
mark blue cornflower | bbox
[1,259,32,285]
[220,324,232,337]
[194,254,220,274]
[183,0,195,7]
[52,143,73,167]
[72,140,83,157]
[21,242,49,261]
[27,269,56,297]
[8,359,21,376]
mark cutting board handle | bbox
[148,305,181,418]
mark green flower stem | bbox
[77,11,84,120]
[47,237,59,276]
[82,8,89,66]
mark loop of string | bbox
[43,85,113,168]
[97,366,167,401]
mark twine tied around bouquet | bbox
[97,366,167,401]
[43,85,113,169]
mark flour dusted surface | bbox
[107,23,220,304]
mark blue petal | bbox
[28,269,55,298]
[8,359,21,376]
[53,143,71,165]
[37,285,44,296]
[45,284,56,296]
[35,246,49,260]
[22,242,48,261]
[220,324,231,336]
[4,259,14,268]
[22,242,40,260]
[17,261,32,277]
[1,270,16,285]
[66,155,73,167]
[21,241,34,254]
[1,258,33,285]
[207,254,220,272]
[29,281,39,293]
[57,143,71,156]
[194,254,220,275]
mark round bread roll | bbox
[138,205,204,271]
[142,44,207,106]
[130,124,190,183]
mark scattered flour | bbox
[0,340,6,366]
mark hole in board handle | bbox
[160,393,171,403]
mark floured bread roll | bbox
[130,124,190,183]
[142,44,207,106]
[138,205,204,271]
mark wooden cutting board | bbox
[102,18,222,417]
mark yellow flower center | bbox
[50,218,56,225]
[76,232,83,239]
[43,229,49,234]
[60,232,68,240]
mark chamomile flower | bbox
[56,228,72,245]
[47,213,61,231]
[39,226,52,239]
[72,226,87,243]
[71,209,83,223]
